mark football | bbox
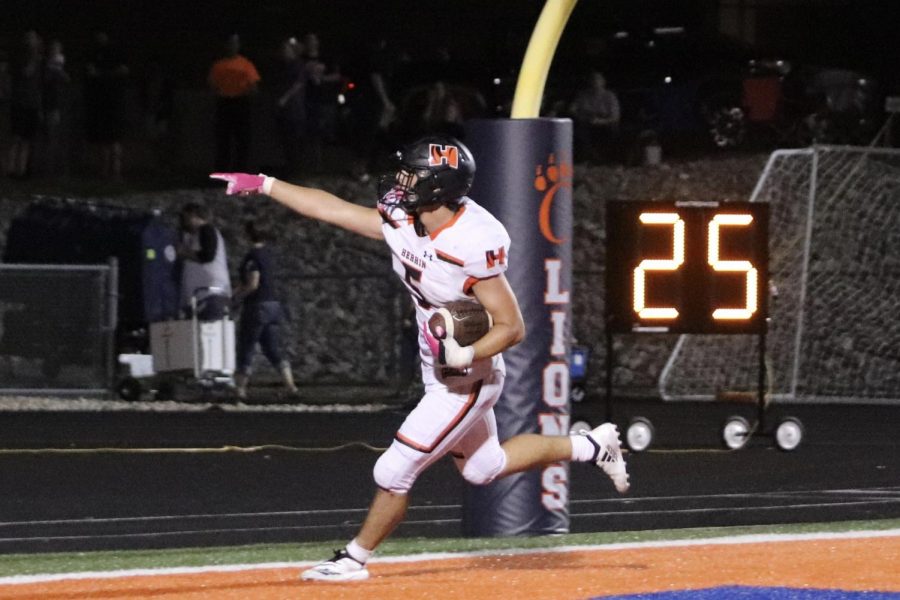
[428,301,493,346]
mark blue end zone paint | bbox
[594,587,900,600]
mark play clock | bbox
[605,200,769,334]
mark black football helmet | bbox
[378,136,476,212]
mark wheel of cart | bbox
[720,412,804,451]
[721,414,753,450]
[707,302,805,451]
[116,353,154,400]
[625,416,655,452]
[773,416,804,451]
[116,376,143,401]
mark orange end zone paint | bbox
[0,535,897,600]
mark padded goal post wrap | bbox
[463,118,573,535]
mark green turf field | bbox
[1,518,897,578]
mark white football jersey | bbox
[378,195,511,388]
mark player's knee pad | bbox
[459,444,507,486]
[372,443,421,494]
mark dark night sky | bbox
[2,0,899,90]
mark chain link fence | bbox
[0,262,118,395]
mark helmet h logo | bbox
[428,144,459,169]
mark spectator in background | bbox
[177,202,232,320]
[272,37,308,178]
[0,48,10,104]
[301,32,342,173]
[84,32,129,181]
[350,37,398,181]
[232,220,298,400]
[208,34,260,172]
[395,44,485,142]
[422,81,465,140]
[0,51,9,172]
[569,70,620,164]
[6,30,43,180]
[41,39,71,177]
[140,54,175,173]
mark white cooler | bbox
[150,318,235,376]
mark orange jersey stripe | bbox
[428,205,466,240]
[436,249,464,266]
[463,274,499,295]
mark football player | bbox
[211,135,629,582]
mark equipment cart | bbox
[117,288,235,400]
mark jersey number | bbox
[403,264,432,309]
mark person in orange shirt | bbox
[208,34,260,171]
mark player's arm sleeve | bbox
[464,225,523,357]
[461,226,511,294]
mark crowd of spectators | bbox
[0,28,632,185]
[0,29,132,182]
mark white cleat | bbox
[301,549,370,582]
[587,423,630,494]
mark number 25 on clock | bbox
[605,201,769,334]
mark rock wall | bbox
[0,154,769,401]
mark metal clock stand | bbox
[718,325,805,452]
[604,324,805,453]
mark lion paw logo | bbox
[534,154,572,244]
[533,153,573,193]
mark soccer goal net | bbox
[659,145,900,404]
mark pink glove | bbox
[209,173,272,196]
[423,320,442,356]
[422,321,475,368]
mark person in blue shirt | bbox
[232,220,298,400]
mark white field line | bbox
[1,499,897,544]
[0,528,897,586]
